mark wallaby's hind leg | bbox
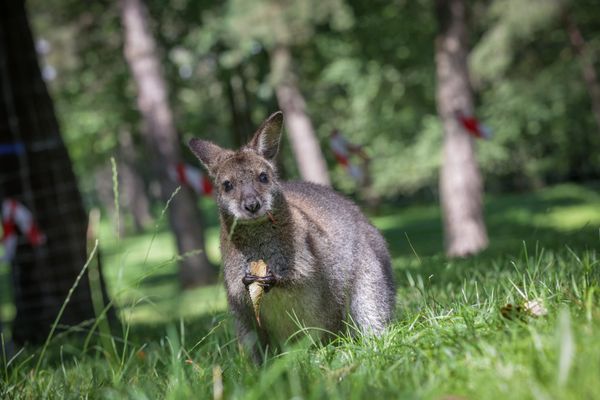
[348,257,395,335]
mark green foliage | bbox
[301,0,440,196]
[1,184,600,398]
[470,0,563,84]
[26,0,600,201]
[471,0,600,188]
[223,0,353,51]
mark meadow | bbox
[1,183,599,399]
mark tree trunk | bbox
[119,0,215,286]
[271,45,330,186]
[435,0,488,257]
[222,71,246,148]
[563,12,600,134]
[0,0,112,344]
[118,128,153,233]
[218,61,254,148]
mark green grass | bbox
[1,183,600,399]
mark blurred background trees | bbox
[435,0,488,256]
[25,0,600,198]
[119,0,215,286]
[1,0,599,348]
[220,0,354,186]
[1,0,598,279]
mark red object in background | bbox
[171,163,213,196]
[456,111,492,139]
[329,130,369,182]
[1,198,46,262]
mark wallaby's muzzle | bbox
[243,199,262,214]
[240,184,265,217]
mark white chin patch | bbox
[236,213,269,224]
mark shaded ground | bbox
[1,183,599,399]
[3,183,596,329]
[106,183,600,326]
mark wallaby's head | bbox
[188,111,283,221]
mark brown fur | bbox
[189,111,396,361]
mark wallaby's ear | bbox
[188,138,227,175]
[248,111,283,161]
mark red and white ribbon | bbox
[1,199,46,262]
[329,130,367,182]
[169,163,213,196]
[456,111,493,140]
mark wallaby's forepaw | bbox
[242,271,277,293]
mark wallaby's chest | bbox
[260,284,327,342]
[222,222,333,341]
[224,222,299,275]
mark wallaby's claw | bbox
[242,271,277,292]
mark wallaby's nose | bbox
[244,200,261,214]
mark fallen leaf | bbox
[524,299,547,317]
[501,299,548,321]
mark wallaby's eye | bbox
[259,172,269,184]
[222,180,233,192]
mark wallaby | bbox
[188,111,395,360]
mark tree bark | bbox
[563,12,600,134]
[218,61,254,148]
[118,128,153,233]
[271,45,331,186]
[435,0,488,257]
[120,0,216,286]
[0,0,112,343]
[222,71,246,148]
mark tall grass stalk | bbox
[34,240,98,373]
[110,157,120,242]
[143,185,181,267]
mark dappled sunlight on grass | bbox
[204,226,221,264]
[1,183,599,399]
[93,183,600,328]
[370,204,440,231]
[98,200,224,324]
[119,284,227,324]
[374,183,600,261]
[534,204,600,230]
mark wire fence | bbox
[0,0,110,347]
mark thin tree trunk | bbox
[564,12,600,133]
[222,71,245,148]
[236,65,254,135]
[120,0,215,286]
[435,0,488,257]
[0,0,112,343]
[219,64,253,148]
[118,128,153,233]
[216,42,254,148]
[271,45,330,186]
